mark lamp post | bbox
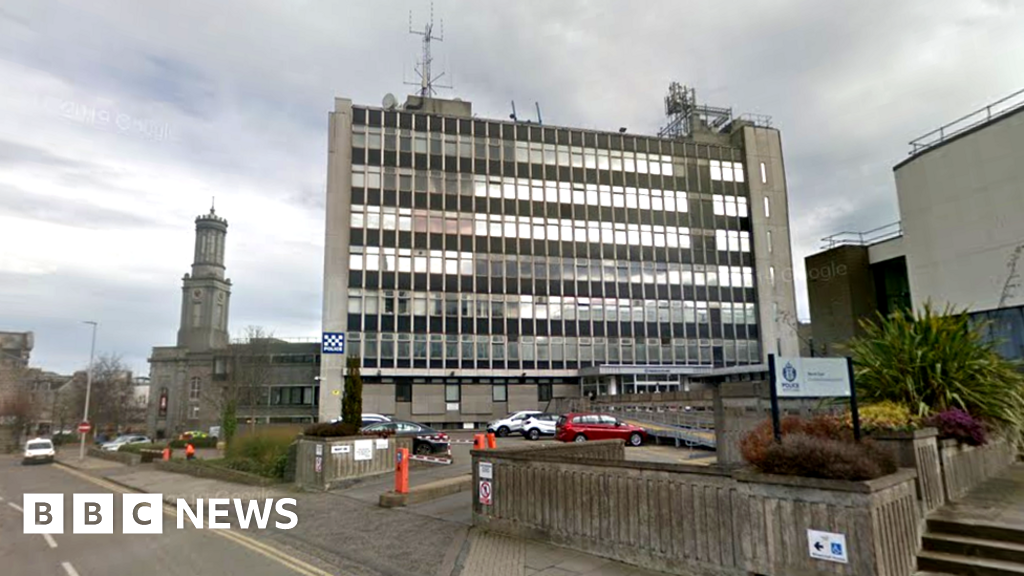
[79,321,98,461]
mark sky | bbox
[1,0,1023,375]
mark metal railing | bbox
[909,87,1024,155]
[821,221,902,249]
[229,336,320,345]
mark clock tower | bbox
[177,206,232,352]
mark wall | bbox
[472,441,919,576]
[939,436,1017,501]
[805,245,877,356]
[295,435,412,490]
[894,107,1024,313]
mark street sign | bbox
[77,422,91,434]
[322,332,345,354]
[479,462,493,480]
[479,480,492,506]
[315,444,323,456]
[773,357,851,397]
[807,529,848,564]
[314,456,322,473]
[354,439,373,461]
[375,438,388,450]
[331,445,350,454]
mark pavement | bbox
[9,432,689,576]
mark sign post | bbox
[768,354,860,442]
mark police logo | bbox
[782,362,797,382]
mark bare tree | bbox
[205,326,274,444]
[0,361,35,446]
[61,354,140,435]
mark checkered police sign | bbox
[322,332,345,354]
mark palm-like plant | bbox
[849,302,1024,435]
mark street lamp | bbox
[79,321,98,461]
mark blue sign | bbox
[831,542,843,556]
[322,332,345,354]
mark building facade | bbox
[147,209,321,438]
[321,91,799,425]
[806,88,1024,359]
[0,331,33,368]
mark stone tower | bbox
[177,207,231,352]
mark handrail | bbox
[821,221,902,249]
[909,87,1024,155]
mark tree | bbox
[60,354,142,435]
[850,302,1024,435]
[0,361,35,445]
[205,326,274,443]
[341,356,363,427]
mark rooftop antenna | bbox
[211,196,216,214]
[405,2,452,97]
[510,101,518,122]
[535,102,543,125]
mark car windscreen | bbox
[28,442,52,450]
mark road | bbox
[0,455,332,576]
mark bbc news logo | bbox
[23,494,298,534]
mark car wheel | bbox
[528,429,540,441]
[574,434,587,443]
[415,443,432,456]
[497,426,510,438]
[629,433,643,447]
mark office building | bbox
[320,85,799,425]
[806,88,1024,359]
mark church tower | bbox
[177,206,231,351]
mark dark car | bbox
[555,413,647,446]
[360,420,450,455]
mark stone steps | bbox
[918,517,1024,575]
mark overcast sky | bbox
[1,0,1022,375]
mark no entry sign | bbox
[77,422,92,434]
[479,480,492,506]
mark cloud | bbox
[1,0,1023,374]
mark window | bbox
[189,377,201,400]
[760,162,767,184]
[770,266,776,286]
[538,383,553,402]
[764,196,771,218]
[445,383,461,403]
[396,382,412,403]
[190,405,200,419]
[767,230,773,253]
[493,384,507,403]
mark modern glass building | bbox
[321,93,798,425]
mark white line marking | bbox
[61,562,80,576]
[43,533,58,549]
[0,495,5,501]
[8,502,23,513]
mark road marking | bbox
[53,463,337,576]
[61,561,80,576]
[43,533,58,548]
[8,502,23,512]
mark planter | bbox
[295,435,412,490]
[871,427,943,515]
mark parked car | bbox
[555,413,647,446]
[23,438,56,465]
[179,430,208,440]
[521,413,560,441]
[101,434,152,452]
[360,420,450,455]
[330,413,392,427]
[487,410,542,437]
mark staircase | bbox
[918,516,1024,575]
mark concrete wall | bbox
[319,97,354,421]
[874,429,945,516]
[472,441,920,576]
[741,125,800,360]
[806,245,878,356]
[295,435,412,491]
[938,436,1017,502]
[894,107,1024,313]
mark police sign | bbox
[322,332,345,354]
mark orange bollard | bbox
[473,433,486,450]
[162,447,171,461]
[395,448,409,494]
[486,433,497,449]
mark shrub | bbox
[341,356,363,427]
[302,422,361,438]
[927,409,987,446]
[118,442,164,454]
[224,429,294,478]
[169,436,218,449]
[850,302,1024,434]
[51,433,76,446]
[853,401,921,433]
[758,435,898,481]
[740,415,850,465]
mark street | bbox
[0,455,333,576]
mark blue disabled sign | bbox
[322,332,345,354]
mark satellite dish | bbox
[382,93,398,110]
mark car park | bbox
[360,420,450,455]
[555,413,647,446]
[521,413,559,440]
[23,438,56,464]
[487,410,542,437]
[101,434,152,451]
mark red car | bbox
[555,413,647,446]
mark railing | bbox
[229,336,320,345]
[909,87,1024,155]
[821,221,902,249]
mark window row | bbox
[350,206,716,250]
[349,248,756,288]
[353,128,683,176]
[710,161,745,182]
[347,289,759,324]
[712,195,749,218]
[348,332,762,365]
